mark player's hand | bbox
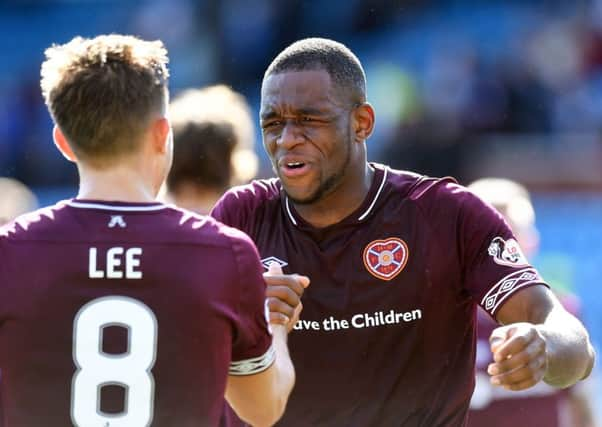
[264,262,310,332]
[487,322,548,391]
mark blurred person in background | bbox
[0,177,38,225]
[468,177,597,427]
[164,84,258,213]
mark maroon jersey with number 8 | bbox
[0,199,272,427]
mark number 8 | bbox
[71,296,158,427]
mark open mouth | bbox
[279,159,310,178]
[285,161,305,170]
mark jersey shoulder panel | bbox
[211,178,281,229]
[382,167,465,218]
[403,173,462,208]
[160,205,260,252]
[398,172,497,228]
[0,201,70,242]
[382,166,456,201]
[0,200,255,254]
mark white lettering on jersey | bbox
[293,309,423,332]
[351,309,422,329]
[88,247,143,279]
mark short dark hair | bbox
[41,34,169,165]
[167,121,236,193]
[167,85,258,193]
[263,38,366,104]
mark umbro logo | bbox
[260,256,288,271]
[108,215,127,228]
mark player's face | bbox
[260,70,356,205]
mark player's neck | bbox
[293,163,374,228]
[170,184,223,215]
[76,163,158,203]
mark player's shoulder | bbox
[165,204,256,250]
[211,178,282,228]
[383,164,487,216]
[383,164,462,203]
[217,178,281,209]
[0,201,70,241]
[169,207,261,278]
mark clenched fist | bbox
[264,262,310,331]
[488,322,548,391]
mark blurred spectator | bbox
[163,84,258,213]
[0,177,38,225]
[467,178,597,427]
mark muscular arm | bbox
[225,325,295,427]
[490,285,595,389]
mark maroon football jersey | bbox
[0,199,272,427]
[212,163,548,427]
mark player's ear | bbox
[352,102,375,142]
[151,117,171,154]
[52,125,77,162]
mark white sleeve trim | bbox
[480,268,547,316]
[229,345,275,376]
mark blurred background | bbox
[0,0,601,420]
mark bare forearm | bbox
[270,325,295,408]
[246,326,295,427]
[492,286,595,392]
[225,326,295,426]
[538,310,595,388]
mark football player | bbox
[0,34,295,427]
[212,37,595,426]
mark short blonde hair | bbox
[41,34,169,165]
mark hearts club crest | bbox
[363,238,409,281]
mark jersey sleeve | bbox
[456,187,549,320]
[227,229,274,376]
[211,190,247,231]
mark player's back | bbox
[0,199,271,427]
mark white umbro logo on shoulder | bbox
[108,215,127,228]
[261,256,288,270]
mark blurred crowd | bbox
[1,0,602,187]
